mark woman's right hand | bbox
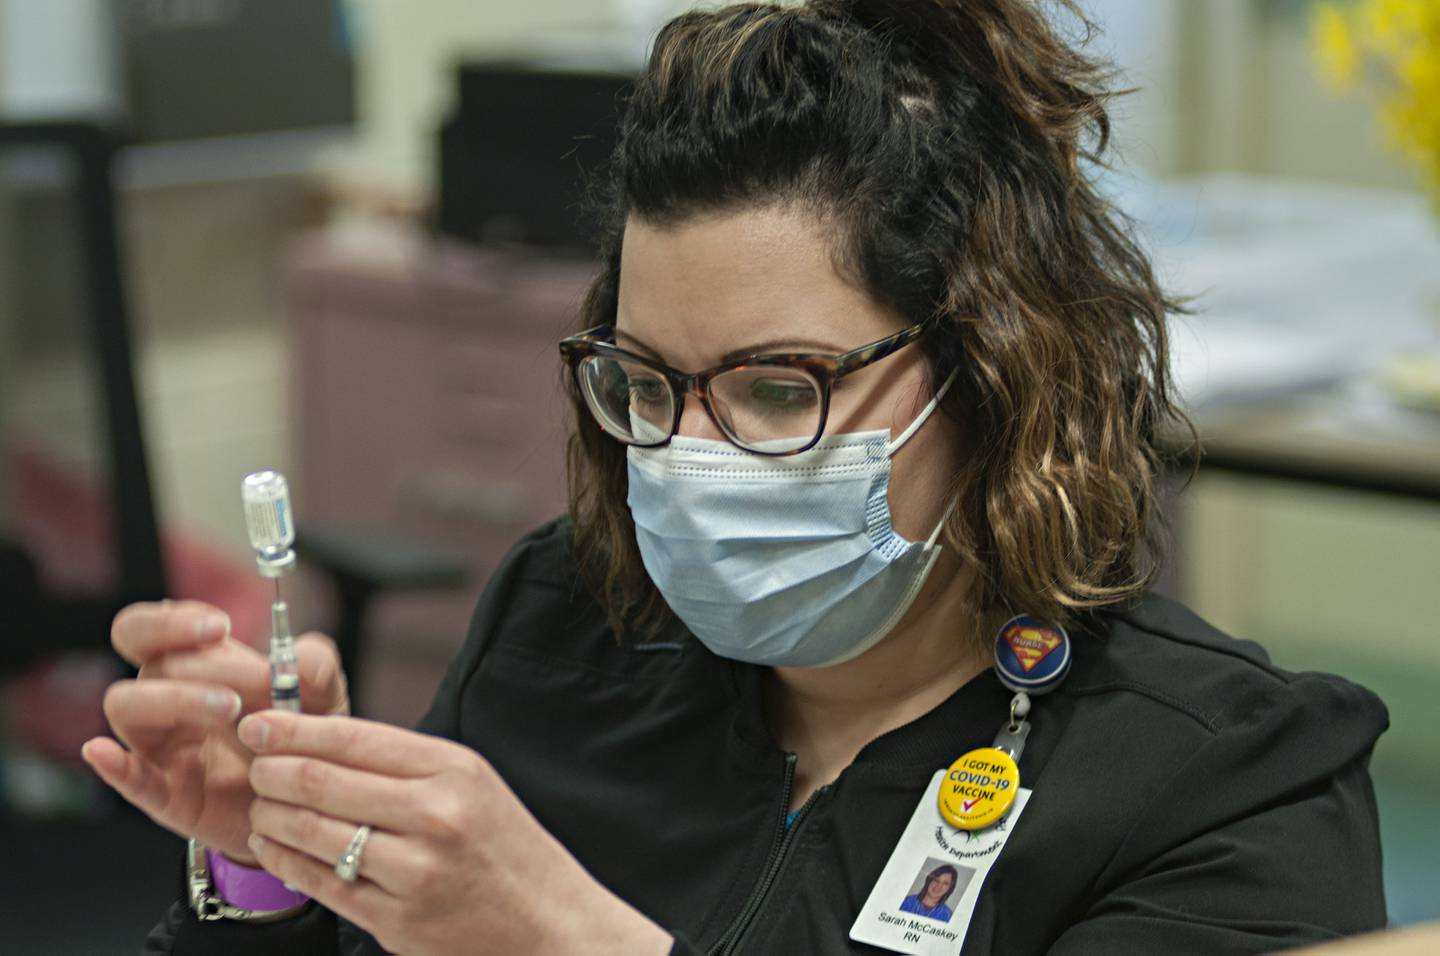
[80,600,349,864]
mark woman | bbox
[83,1,1388,953]
[899,866,960,923]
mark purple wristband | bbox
[206,849,311,912]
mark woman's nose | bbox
[675,395,728,442]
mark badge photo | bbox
[851,771,1033,955]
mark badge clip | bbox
[992,691,1031,761]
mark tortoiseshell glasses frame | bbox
[558,322,927,456]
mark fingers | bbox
[112,600,230,667]
[239,711,457,777]
[295,633,350,715]
[248,755,421,833]
[103,678,243,752]
[245,832,396,933]
[141,641,272,712]
[249,797,418,896]
[81,736,175,824]
[134,628,348,717]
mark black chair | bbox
[0,122,166,673]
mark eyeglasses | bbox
[559,323,926,456]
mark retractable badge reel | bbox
[937,615,1070,831]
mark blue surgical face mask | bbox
[625,373,956,668]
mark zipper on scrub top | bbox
[708,753,825,956]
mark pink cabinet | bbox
[286,230,595,723]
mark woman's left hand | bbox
[238,711,672,956]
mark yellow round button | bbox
[937,747,1020,831]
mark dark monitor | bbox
[437,64,632,254]
[120,0,355,143]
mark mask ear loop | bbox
[813,370,963,669]
[889,367,962,551]
[884,368,959,457]
[881,365,961,552]
[923,496,956,550]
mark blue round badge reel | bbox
[993,614,1071,695]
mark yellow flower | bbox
[1314,3,1361,89]
[1365,0,1421,58]
[1313,0,1440,209]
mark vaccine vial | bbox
[242,470,297,575]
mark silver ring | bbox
[334,824,372,882]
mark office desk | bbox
[1183,390,1440,503]
[1290,922,1440,953]
[1130,175,1440,503]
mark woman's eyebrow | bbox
[615,328,846,364]
[717,338,846,362]
[614,329,665,360]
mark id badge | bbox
[849,770,1030,955]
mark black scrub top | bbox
[146,517,1389,955]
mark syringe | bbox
[241,471,301,713]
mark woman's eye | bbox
[628,374,669,405]
[748,378,817,410]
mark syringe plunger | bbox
[269,601,301,712]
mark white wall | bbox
[0,1,1419,194]
[1081,0,1186,173]
[0,0,121,119]
[1166,0,1417,187]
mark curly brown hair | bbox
[565,0,1193,642]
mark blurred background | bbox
[0,0,1436,951]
